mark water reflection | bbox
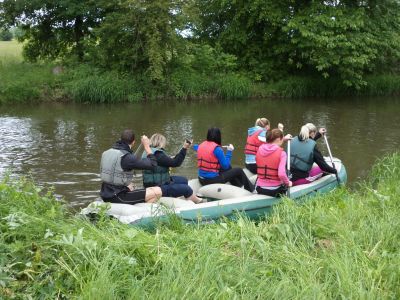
[0,97,399,206]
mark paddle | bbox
[323,133,340,184]
[133,143,143,158]
[286,139,291,198]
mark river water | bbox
[0,97,399,206]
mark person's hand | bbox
[183,139,192,149]
[288,181,293,187]
[227,144,234,151]
[278,123,284,131]
[141,135,150,147]
[127,183,135,191]
[319,128,327,135]
[284,134,292,141]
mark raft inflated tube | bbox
[197,184,254,200]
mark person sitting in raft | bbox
[100,129,162,204]
[290,123,337,186]
[255,129,292,197]
[195,127,254,192]
[142,133,203,204]
[245,118,284,174]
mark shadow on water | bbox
[0,97,399,206]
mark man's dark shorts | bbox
[104,189,146,205]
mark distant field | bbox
[0,40,23,62]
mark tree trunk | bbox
[74,16,84,61]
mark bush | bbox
[0,30,13,41]
[0,61,59,104]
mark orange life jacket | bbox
[244,129,265,155]
[197,141,221,173]
[256,147,282,181]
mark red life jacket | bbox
[244,129,265,155]
[256,147,282,181]
[197,141,221,173]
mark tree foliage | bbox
[194,0,400,87]
[0,0,106,61]
[90,0,185,81]
[1,0,400,87]
[0,29,13,41]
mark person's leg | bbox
[107,189,147,205]
[256,185,287,197]
[171,176,188,185]
[221,168,254,192]
[307,166,324,180]
[145,187,162,203]
[198,175,224,186]
[162,182,203,203]
[293,166,324,186]
[245,163,257,174]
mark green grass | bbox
[0,41,62,104]
[0,41,23,62]
[1,153,400,298]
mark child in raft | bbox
[245,118,284,174]
[255,129,292,197]
[195,127,254,192]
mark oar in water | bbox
[323,133,340,184]
[287,139,291,198]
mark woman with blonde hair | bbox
[290,123,337,186]
[245,117,284,174]
[142,133,203,204]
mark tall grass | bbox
[62,66,143,103]
[169,70,252,100]
[1,153,400,298]
[266,75,400,98]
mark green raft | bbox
[81,157,347,226]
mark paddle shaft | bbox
[133,143,143,157]
[323,134,340,184]
[287,139,291,198]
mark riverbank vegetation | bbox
[1,1,400,103]
[1,153,400,298]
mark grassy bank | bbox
[2,41,400,103]
[1,153,400,298]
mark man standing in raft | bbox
[100,129,162,204]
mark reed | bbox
[63,66,143,103]
[1,153,400,298]
[169,71,252,100]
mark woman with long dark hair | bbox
[196,127,253,192]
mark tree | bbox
[0,0,108,61]
[92,0,187,82]
[193,0,400,86]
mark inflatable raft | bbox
[81,157,347,226]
